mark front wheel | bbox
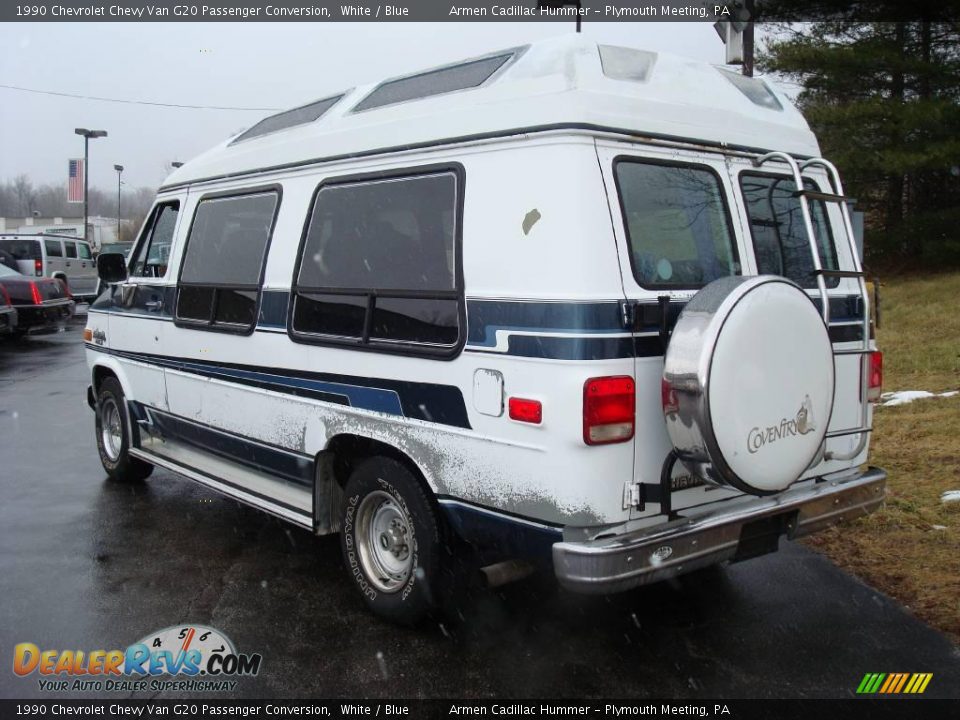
[95,377,153,482]
[340,457,442,624]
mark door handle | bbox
[145,300,163,311]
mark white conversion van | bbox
[85,36,885,623]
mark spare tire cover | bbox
[662,276,834,495]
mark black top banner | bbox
[3,0,960,23]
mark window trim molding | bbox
[737,169,841,290]
[174,184,283,336]
[612,154,741,292]
[128,200,181,281]
[287,163,466,360]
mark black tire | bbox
[340,456,441,625]
[95,377,153,482]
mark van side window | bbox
[739,173,840,289]
[78,243,92,260]
[45,239,63,258]
[292,170,460,353]
[614,160,740,289]
[176,190,279,332]
[131,202,180,278]
[64,241,78,259]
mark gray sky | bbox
[0,22,726,191]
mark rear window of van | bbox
[614,159,740,289]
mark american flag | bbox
[67,158,84,203]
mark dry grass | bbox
[803,272,960,643]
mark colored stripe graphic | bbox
[857,673,932,694]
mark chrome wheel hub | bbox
[355,490,414,593]
[100,398,123,462]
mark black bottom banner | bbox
[2,699,957,720]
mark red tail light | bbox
[509,397,543,424]
[583,376,635,445]
[0,286,10,306]
[34,258,42,276]
[867,351,883,403]
[29,282,42,306]
[661,378,679,415]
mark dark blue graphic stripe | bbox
[88,344,471,428]
[131,403,314,489]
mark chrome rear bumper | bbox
[553,466,886,594]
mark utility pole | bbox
[74,128,108,244]
[114,165,124,242]
[742,0,754,77]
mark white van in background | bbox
[0,233,99,300]
[85,36,885,624]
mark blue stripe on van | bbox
[131,403,315,488]
[86,344,471,428]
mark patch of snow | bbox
[941,490,960,506]
[880,390,959,407]
[931,525,947,531]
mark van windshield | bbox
[0,239,41,260]
[615,160,739,289]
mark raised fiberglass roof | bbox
[163,35,819,189]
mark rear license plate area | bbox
[732,511,798,562]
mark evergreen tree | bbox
[759,20,960,266]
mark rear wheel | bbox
[340,456,441,624]
[95,377,153,482]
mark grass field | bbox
[803,272,960,643]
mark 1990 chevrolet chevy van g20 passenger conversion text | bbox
[86,36,886,623]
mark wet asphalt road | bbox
[1,322,958,701]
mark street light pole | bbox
[74,128,107,245]
[114,164,124,241]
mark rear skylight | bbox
[352,52,517,112]
[232,94,344,143]
[599,45,657,82]
[718,69,783,111]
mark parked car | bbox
[0,234,98,301]
[0,264,75,337]
[0,283,16,337]
[85,36,885,624]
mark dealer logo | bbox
[13,624,262,693]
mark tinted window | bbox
[615,160,739,288]
[298,174,455,292]
[180,193,277,285]
[64,241,77,259]
[0,240,40,259]
[78,243,92,260]
[292,171,461,353]
[44,239,63,258]
[233,94,343,143]
[740,173,839,289]
[131,202,179,278]
[354,54,513,112]
[176,190,278,331]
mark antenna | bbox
[538,1,583,33]
[714,0,754,76]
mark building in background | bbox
[0,215,133,251]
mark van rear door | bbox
[727,157,871,471]
[596,140,747,518]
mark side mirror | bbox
[97,253,128,284]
